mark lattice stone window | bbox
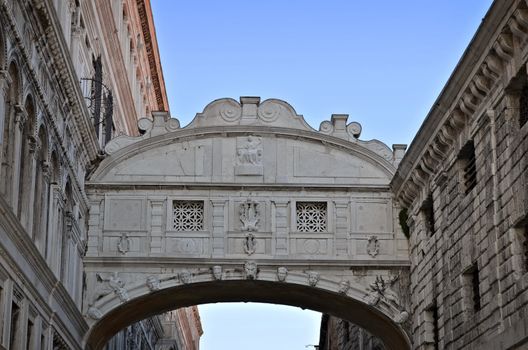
[172,201,204,231]
[296,202,327,232]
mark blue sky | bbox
[150,1,493,349]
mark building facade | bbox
[392,0,528,349]
[0,0,200,348]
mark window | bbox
[425,304,439,350]
[520,83,528,128]
[464,263,481,313]
[421,194,435,236]
[9,302,20,349]
[172,201,204,231]
[296,202,327,232]
[458,141,477,195]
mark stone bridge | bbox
[83,97,410,349]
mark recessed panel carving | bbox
[354,201,391,233]
[104,197,145,231]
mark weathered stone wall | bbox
[320,315,385,350]
[393,1,528,349]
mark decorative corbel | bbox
[420,155,435,176]
[473,74,490,95]
[483,54,502,78]
[469,80,486,100]
[461,94,478,115]
[509,17,528,40]
[430,140,446,162]
[493,33,514,61]
[514,9,528,29]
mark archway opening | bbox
[85,280,409,350]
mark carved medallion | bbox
[243,233,257,255]
[367,236,380,257]
[117,233,131,255]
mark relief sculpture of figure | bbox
[238,136,262,166]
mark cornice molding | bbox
[392,0,528,209]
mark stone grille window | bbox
[172,201,204,231]
[296,202,327,232]
[520,84,528,128]
[458,141,476,195]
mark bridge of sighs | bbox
[82,97,410,349]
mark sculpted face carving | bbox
[146,276,160,291]
[212,265,223,280]
[180,270,192,284]
[277,267,288,282]
[244,261,258,280]
[307,271,319,287]
[338,280,350,294]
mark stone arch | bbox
[0,17,6,71]
[0,60,22,204]
[84,274,410,350]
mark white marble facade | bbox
[84,97,411,349]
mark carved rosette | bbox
[319,120,334,134]
[219,103,242,123]
[257,101,280,122]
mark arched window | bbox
[17,95,36,224]
[33,125,49,253]
[0,62,21,206]
[61,180,74,283]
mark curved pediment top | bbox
[185,96,315,131]
[103,97,406,170]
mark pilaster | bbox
[273,199,289,255]
[211,199,227,257]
